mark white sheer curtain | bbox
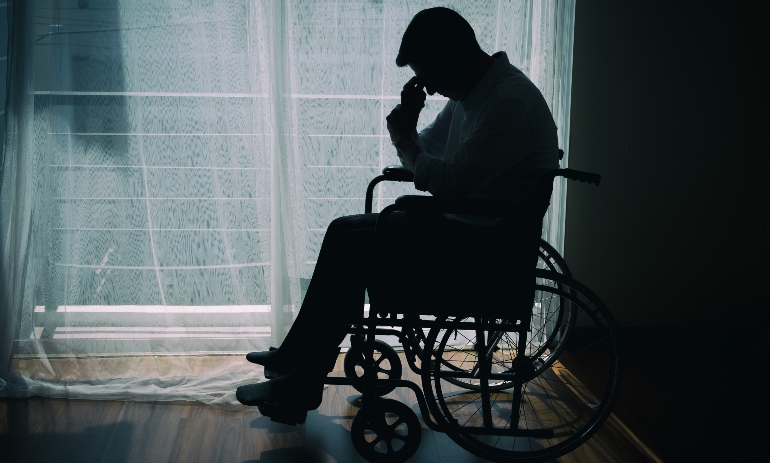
[0,0,575,404]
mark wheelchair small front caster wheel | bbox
[351,399,421,463]
[344,339,402,396]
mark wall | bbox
[565,1,768,325]
[2,3,8,153]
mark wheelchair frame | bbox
[318,164,621,463]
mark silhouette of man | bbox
[236,7,559,424]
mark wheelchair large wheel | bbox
[536,239,572,276]
[421,270,621,462]
[433,239,576,391]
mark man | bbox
[388,9,559,205]
[236,7,560,424]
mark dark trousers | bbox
[277,213,389,370]
[276,211,539,373]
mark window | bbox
[13,1,572,359]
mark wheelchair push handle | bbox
[554,168,601,186]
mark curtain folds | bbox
[0,0,575,405]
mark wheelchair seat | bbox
[367,170,552,319]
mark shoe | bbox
[246,346,292,379]
[236,372,324,426]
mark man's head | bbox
[396,8,486,100]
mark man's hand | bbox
[386,77,427,170]
[386,76,426,143]
[401,76,426,114]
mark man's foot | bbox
[236,372,324,425]
[246,347,293,379]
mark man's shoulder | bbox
[486,69,550,116]
[489,53,540,94]
[494,71,541,98]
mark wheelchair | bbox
[320,160,622,463]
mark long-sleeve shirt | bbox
[404,52,560,206]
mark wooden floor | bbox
[1,326,767,463]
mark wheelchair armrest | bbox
[364,162,602,215]
[381,165,415,182]
[392,195,520,218]
[364,166,415,214]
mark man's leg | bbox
[276,213,379,368]
[247,214,377,374]
[237,213,380,413]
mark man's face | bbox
[408,62,464,101]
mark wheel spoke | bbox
[460,400,482,427]
[388,417,405,432]
[385,439,394,454]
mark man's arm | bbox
[390,100,453,171]
[404,99,535,198]
[410,101,454,159]
[390,77,452,171]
